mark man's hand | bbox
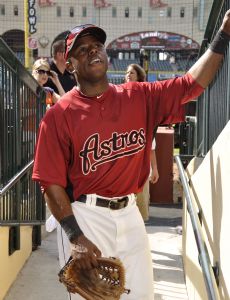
[49,70,59,83]
[150,167,159,184]
[220,10,230,35]
[71,234,102,270]
[188,9,230,88]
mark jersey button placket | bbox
[100,103,105,118]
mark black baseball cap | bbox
[65,24,106,59]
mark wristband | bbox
[60,215,83,243]
[209,30,230,55]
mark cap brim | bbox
[68,26,106,57]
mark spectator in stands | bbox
[125,64,159,221]
[21,58,64,160]
[46,40,77,93]
[125,63,146,82]
[32,58,65,108]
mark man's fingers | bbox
[74,254,92,269]
[71,235,102,269]
[73,250,99,269]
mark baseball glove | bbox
[58,256,130,300]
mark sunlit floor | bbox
[147,204,188,300]
[5,204,187,300]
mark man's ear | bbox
[66,59,76,73]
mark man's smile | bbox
[89,58,102,65]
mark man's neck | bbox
[53,59,66,74]
[77,79,109,98]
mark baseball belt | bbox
[76,194,129,210]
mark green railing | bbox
[0,37,46,249]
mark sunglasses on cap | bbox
[36,69,52,76]
[64,24,106,59]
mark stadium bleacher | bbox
[109,57,196,73]
[176,59,196,71]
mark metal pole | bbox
[175,155,220,300]
[24,0,30,69]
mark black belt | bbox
[76,194,129,210]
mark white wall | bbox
[183,121,230,300]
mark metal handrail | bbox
[175,155,220,300]
[0,160,34,197]
[0,221,44,226]
[0,160,45,226]
[0,38,39,94]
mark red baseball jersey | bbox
[32,73,203,199]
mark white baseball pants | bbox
[57,196,154,300]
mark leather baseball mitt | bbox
[58,256,130,300]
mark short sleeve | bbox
[142,73,204,126]
[44,86,54,95]
[32,107,70,188]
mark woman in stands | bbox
[32,58,65,109]
[125,63,146,82]
[125,63,159,221]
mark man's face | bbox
[56,51,66,64]
[68,35,108,83]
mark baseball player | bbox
[33,11,230,300]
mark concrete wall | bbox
[0,226,32,300]
[183,121,230,300]
[0,0,213,58]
